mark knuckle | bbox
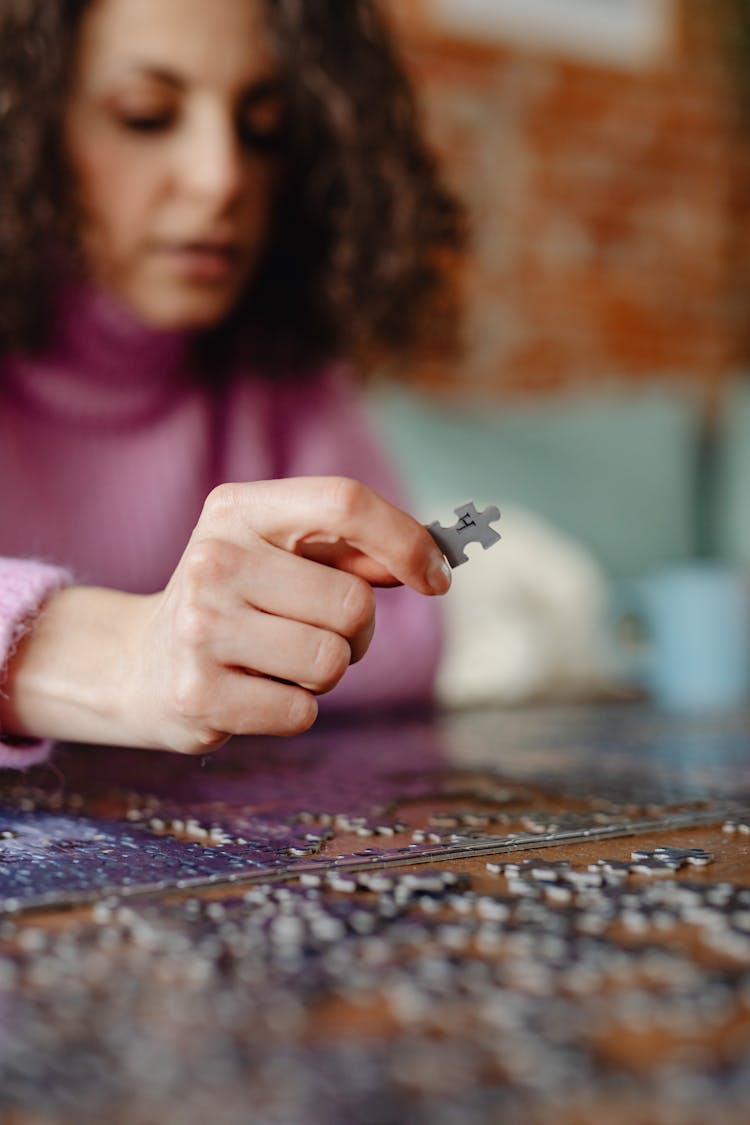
[191,728,228,753]
[340,576,375,634]
[184,538,232,587]
[326,476,366,523]
[171,668,210,720]
[313,631,350,689]
[284,689,318,734]
[173,729,227,756]
[175,604,217,649]
[202,482,241,522]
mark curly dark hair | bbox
[0,0,466,375]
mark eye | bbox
[239,120,286,154]
[119,113,174,134]
[238,85,287,155]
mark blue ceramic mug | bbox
[612,562,750,713]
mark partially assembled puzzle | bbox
[0,709,748,1125]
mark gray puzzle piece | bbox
[426,500,501,568]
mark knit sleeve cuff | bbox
[0,737,56,770]
[0,558,73,769]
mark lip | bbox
[154,241,241,282]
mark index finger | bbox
[201,477,452,595]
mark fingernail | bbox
[427,553,452,594]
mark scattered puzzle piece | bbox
[426,500,501,568]
[631,846,714,870]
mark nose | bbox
[175,105,246,212]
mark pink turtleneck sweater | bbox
[0,284,441,768]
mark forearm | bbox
[0,585,149,748]
[0,479,449,755]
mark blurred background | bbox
[367,0,750,707]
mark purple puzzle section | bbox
[1,707,749,909]
[0,718,455,907]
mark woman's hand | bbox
[1,478,450,753]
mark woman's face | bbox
[64,0,285,329]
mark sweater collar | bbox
[3,280,199,425]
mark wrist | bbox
[0,585,151,747]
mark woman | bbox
[0,0,465,766]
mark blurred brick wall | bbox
[385,1,750,399]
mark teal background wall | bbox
[368,383,723,581]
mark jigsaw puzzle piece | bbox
[426,500,501,568]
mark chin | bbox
[138,296,237,331]
[124,280,245,332]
